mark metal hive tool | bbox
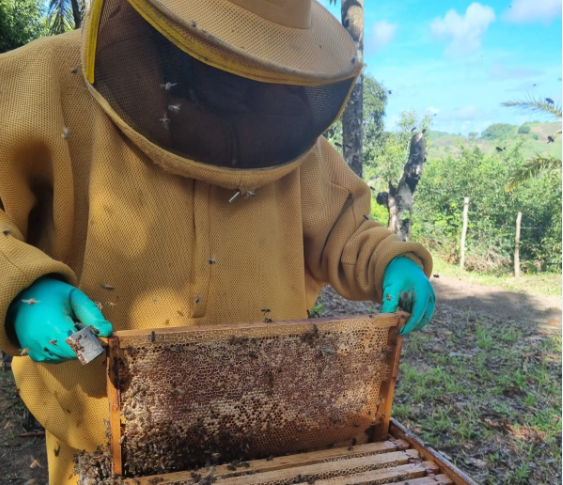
[104,313,407,479]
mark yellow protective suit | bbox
[0,30,432,485]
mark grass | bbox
[431,256,562,296]
[394,305,562,485]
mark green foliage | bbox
[481,123,516,140]
[48,0,74,34]
[468,131,478,140]
[505,155,562,192]
[308,302,324,318]
[502,94,562,121]
[502,91,562,191]
[412,144,562,272]
[0,0,48,54]
[530,133,539,140]
[517,124,531,134]
[324,74,387,165]
[47,0,85,34]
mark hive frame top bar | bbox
[101,312,407,348]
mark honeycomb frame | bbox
[105,313,407,477]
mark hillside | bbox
[427,121,562,159]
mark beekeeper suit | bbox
[0,0,435,482]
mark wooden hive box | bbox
[78,313,477,485]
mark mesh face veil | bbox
[84,0,361,169]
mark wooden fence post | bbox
[515,211,522,277]
[460,197,469,269]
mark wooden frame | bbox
[104,313,407,477]
[97,313,478,485]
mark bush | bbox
[410,144,562,273]
[517,125,531,134]
[482,123,515,140]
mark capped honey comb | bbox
[105,314,404,478]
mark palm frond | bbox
[48,0,73,34]
[501,94,562,119]
[505,156,562,192]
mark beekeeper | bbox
[0,0,435,482]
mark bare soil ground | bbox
[1,275,561,484]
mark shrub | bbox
[517,125,531,134]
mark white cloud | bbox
[503,0,562,24]
[431,3,496,57]
[368,21,398,53]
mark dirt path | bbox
[430,275,562,333]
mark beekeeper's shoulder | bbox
[0,30,81,88]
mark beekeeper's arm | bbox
[302,137,435,334]
[0,81,111,362]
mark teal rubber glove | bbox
[381,257,435,335]
[7,277,112,363]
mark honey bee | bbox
[158,113,171,129]
[245,190,256,198]
[195,294,201,303]
[168,104,181,113]
[160,82,177,92]
[2,229,10,236]
[29,459,41,468]
[227,464,237,471]
[100,283,114,291]
[150,331,156,343]
[20,347,30,356]
[21,299,39,305]
[321,347,336,356]
[70,67,78,74]
[61,127,70,140]
[208,257,217,265]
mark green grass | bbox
[394,307,562,484]
[431,255,562,296]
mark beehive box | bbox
[81,313,477,485]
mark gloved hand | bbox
[381,257,435,335]
[7,277,112,363]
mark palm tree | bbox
[48,0,85,34]
[502,93,562,191]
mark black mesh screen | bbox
[93,0,354,168]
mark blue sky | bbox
[320,0,562,135]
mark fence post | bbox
[515,211,522,277]
[460,197,469,269]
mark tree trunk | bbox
[376,133,427,241]
[71,0,82,28]
[341,0,363,178]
